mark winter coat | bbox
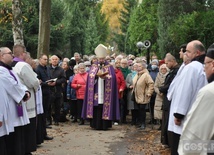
[71,72,88,99]
[133,69,154,104]
[126,72,138,110]
[154,72,168,119]
[115,68,126,99]
[49,66,67,97]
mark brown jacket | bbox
[133,69,154,104]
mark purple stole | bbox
[86,64,114,120]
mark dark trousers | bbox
[69,99,78,119]
[131,109,138,124]
[161,110,170,145]
[122,89,128,116]
[138,104,146,124]
[50,93,62,123]
[168,131,180,155]
[24,117,37,153]
[43,93,50,120]
[77,99,83,119]
[119,99,126,123]
[0,136,7,155]
[149,93,156,121]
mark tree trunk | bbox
[12,0,24,45]
[37,0,51,58]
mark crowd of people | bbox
[0,40,214,155]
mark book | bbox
[46,78,57,83]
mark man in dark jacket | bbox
[48,55,66,125]
[159,54,179,147]
[35,54,53,140]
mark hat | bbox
[94,44,108,58]
[206,43,214,59]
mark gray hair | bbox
[78,63,86,68]
[73,65,79,70]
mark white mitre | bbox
[94,44,108,58]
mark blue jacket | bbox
[67,75,76,100]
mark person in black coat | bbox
[48,55,66,125]
[159,54,179,147]
[35,54,53,140]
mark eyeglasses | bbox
[2,52,13,56]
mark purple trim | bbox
[13,57,24,62]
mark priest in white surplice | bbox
[0,47,31,155]
[11,45,40,154]
[0,80,10,155]
[167,40,208,154]
[178,44,214,155]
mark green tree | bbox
[84,9,100,55]
[62,1,85,57]
[23,0,39,57]
[62,0,108,57]
[157,0,195,56]
[128,0,158,56]
[169,10,214,50]
[94,2,109,44]
[114,0,137,54]
[49,0,66,56]
[0,0,13,47]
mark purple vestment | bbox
[82,61,120,121]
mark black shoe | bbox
[131,122,136,125]
[72,119,77,123]
[46,125,52,129]
[54,122,59,126]
[139,124,146,130]
[148,119,157,125]
[47,120,52,126]
[79,120,84,125]
[44,135,53,140]
[121,121,127,124]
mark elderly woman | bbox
[154,64,169,128]
[132,61,154,129]
[126,63,138,125]
[113,60,126,124]
[71,63,88,125]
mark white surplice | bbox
[178,81,214,155]
[13,62,40,118]
[0,80,11,137]
[36,86,44,114]
[168,61,207,135]
[0,66,30,130]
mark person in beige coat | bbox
[133,61,154,129]
[154,64,169,128]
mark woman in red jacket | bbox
[114,60,126,124]
[71,63,88,125]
